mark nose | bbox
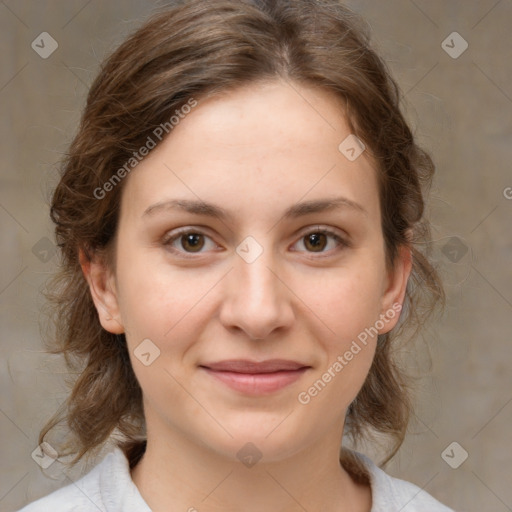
[218,242,295,340]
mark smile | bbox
[200,359,310,395]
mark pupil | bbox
[183,234,204,252]
[307,233,326,252]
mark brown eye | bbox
[163,229,217,257]
[180,233,205,252]
[304,232,328,252]
[292,228,348,255]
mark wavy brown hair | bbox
[40,0,444,481]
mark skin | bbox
[83,79,412,512]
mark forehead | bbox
[172,80,352,157]
[119,79,380,224]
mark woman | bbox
[19,1,453,510]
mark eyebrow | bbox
[142,196,367,220]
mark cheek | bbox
[305,259,385,341]
[115,260,213,408]
[296,269,381,412]
[298,254,384,392]
[114,251,212,353]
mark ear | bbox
[378,242,413,334]
[79,248,124,334]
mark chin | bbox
[201,415,313,464]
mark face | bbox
[86,79,411,463]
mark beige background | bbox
[1,1,511,511]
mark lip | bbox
[200,359,310,395]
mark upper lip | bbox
[200,359,309,374]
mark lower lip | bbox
[201,367,308,395]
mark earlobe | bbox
[79,248,124,334]
[378,244,413,334]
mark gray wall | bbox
[1,1,511,511]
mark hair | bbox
[40,0,445,482]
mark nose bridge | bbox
[220,236,292,339]
[238,247,277,304]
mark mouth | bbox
[199,359,311,395]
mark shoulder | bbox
[352,451,456,512]
[16,448,151,512]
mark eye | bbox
[292,227,348,255]
[162,226,349,259]
[162,229,218,256]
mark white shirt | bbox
[18,447,455,511]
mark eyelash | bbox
[161,226,349,259]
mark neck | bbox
[129,413,371,512]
